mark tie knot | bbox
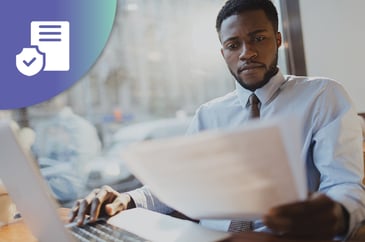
[249,94,260,105]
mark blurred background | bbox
[3,0,292,207]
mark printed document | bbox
[123,117,307,220]
[108,208,230,242]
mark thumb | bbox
[105,194,131,216]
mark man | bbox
[69,0,365,239]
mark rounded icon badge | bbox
[1,0,117,109]
[16,47,45,77]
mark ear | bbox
[276,32,282,47]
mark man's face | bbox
[219,10,281,89]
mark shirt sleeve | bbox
[312,81,365,236]
[127,185,174,214]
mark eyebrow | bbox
[222,28,269,45]
[248,29,268,36]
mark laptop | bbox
[0,120,229,242]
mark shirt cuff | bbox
[126,186,174,214]
[327,188,365,238]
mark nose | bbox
[239,43,258,61]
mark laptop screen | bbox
[0,120,73,241]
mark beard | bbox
[231,52,279,91]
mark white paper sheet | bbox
[123,117,307,220]
[108,208,230,242]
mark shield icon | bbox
[16,46,45,77]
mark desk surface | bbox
[0,221,37,242]
[0,208,69,242]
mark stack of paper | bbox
[122,117,307,220]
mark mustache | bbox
[238,62,266,73]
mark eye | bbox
[225,42,239,50]
[254,35,266,42]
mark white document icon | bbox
[30,21,69,71]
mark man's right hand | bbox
[68,185,135,226]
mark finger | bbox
[283,219,335,240]
[105,194,131,216]
[263,196,340,237]
[268,194,333,217]
[74,188,100,225]
[264,209,335,236]
[75,199,91,226]
[89,186,118,221]
[89,197,102,222]
[263,214,292,234]
[68,200,81,222]
[89,188,110,221]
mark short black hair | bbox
[216,0,279,34]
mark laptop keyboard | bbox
[69,220,150,242]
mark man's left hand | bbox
[263,193,349,239]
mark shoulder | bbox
[187,90,239,133]
[286,75,344,88]
[285,75,350,98]
[197,90,239,112]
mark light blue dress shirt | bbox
[128,71,365,236]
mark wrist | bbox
[335,203,349,235]
[126,194,136,209]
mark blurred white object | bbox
[31,106,102,203]
[106,117,191,158]
[32,106,101,165]
[85,157,131,188]
[86,117,191,190]
[18,127,36,152]
[0,110,35,152]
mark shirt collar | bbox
[235,70,286,107]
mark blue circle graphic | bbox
[0,0,117,109]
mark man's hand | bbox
[68,185,135,226]
[263,193,349,239]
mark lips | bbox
[238,64,265,73]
